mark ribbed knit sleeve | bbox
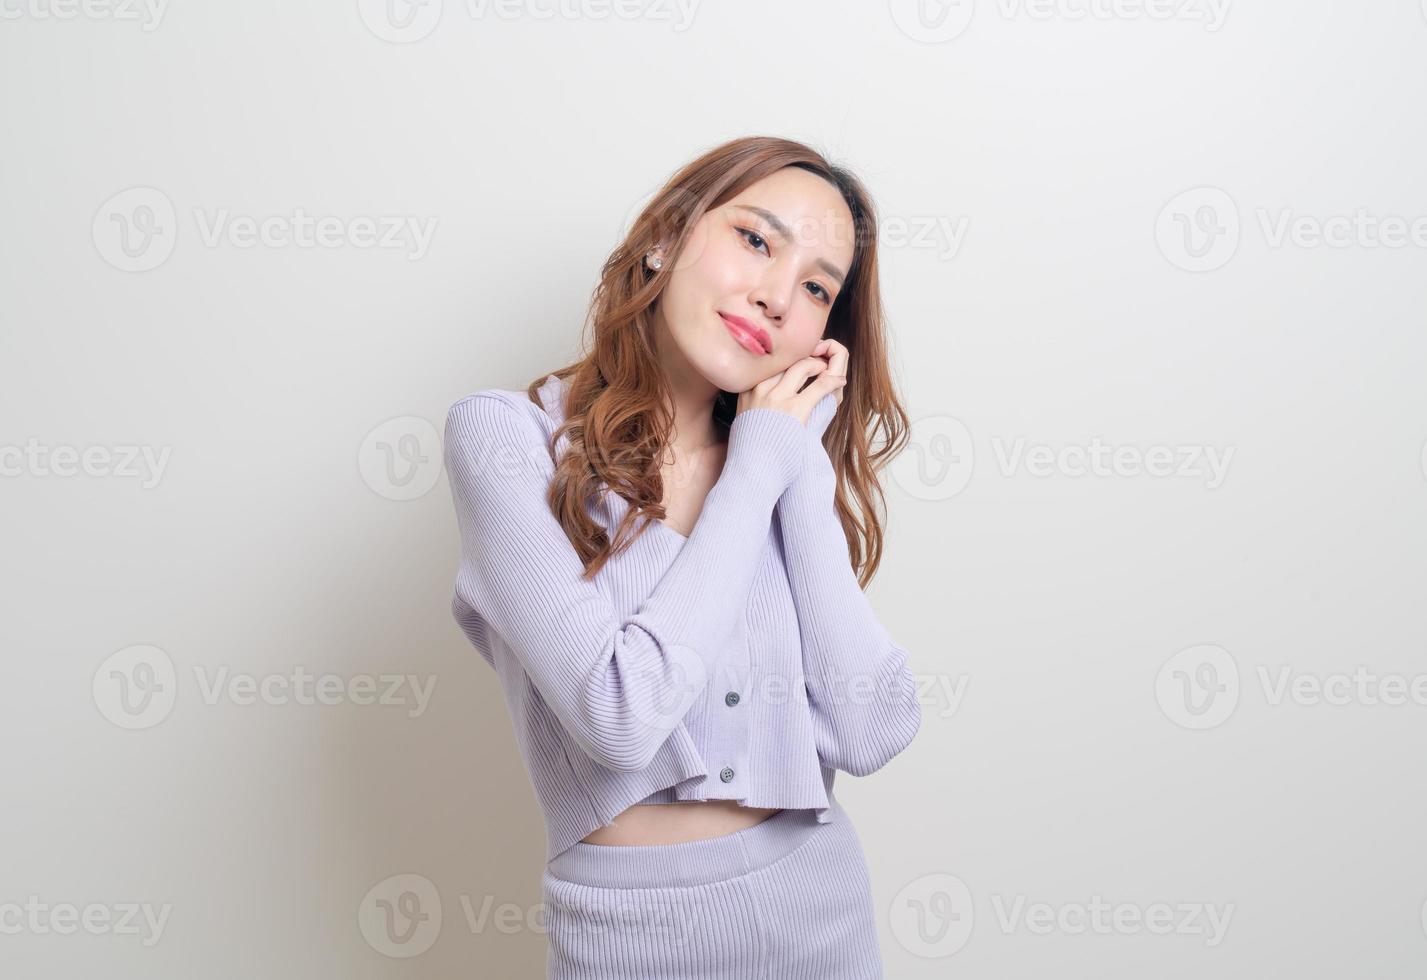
[775,393,923,777]
[444,393,807,775]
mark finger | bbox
[781,358,833,405]
[794,367,847,410]
[793,355,834,396]
[774,355,833,397]
[752,372,784,395]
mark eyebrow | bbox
[731,204,847,286]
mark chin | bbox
[686,357,762,396]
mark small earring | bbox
[645,249,663,271]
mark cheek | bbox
[777,316,825,361]
[769,343,816,374]
[698,234,753,292]
[674,221,739,282]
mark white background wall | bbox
[3,1,1426,976]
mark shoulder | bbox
[443,374,574,488]
[443,390,553,498]
[445,374,566,446]
[446,389,533,429]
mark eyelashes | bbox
[735,226,832,303]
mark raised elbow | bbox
[812,655,923,777]
[571,698,681,775]
[573,633,706,773]
[851,692,922,775]
[836,697,922,775]
[582,737,662,774]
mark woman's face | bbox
[652,167,856,396]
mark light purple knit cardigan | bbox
[444,373,921,860]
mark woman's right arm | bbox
[443,392,807,774]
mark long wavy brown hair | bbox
[526,135,910,588]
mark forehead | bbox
[722,168,856,268]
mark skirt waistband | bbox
[547,799,843,889]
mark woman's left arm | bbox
[775,390,923,777]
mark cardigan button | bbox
[724,691,740,707]
[719,767,735,783]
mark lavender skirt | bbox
[540,797,884,979]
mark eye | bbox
[737,226,835,305]
[736,226,769,254]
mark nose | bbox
[751,279,790,324]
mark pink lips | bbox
[718,312,771,355]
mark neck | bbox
[653,321,724,455]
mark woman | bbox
[444,135,922,978]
